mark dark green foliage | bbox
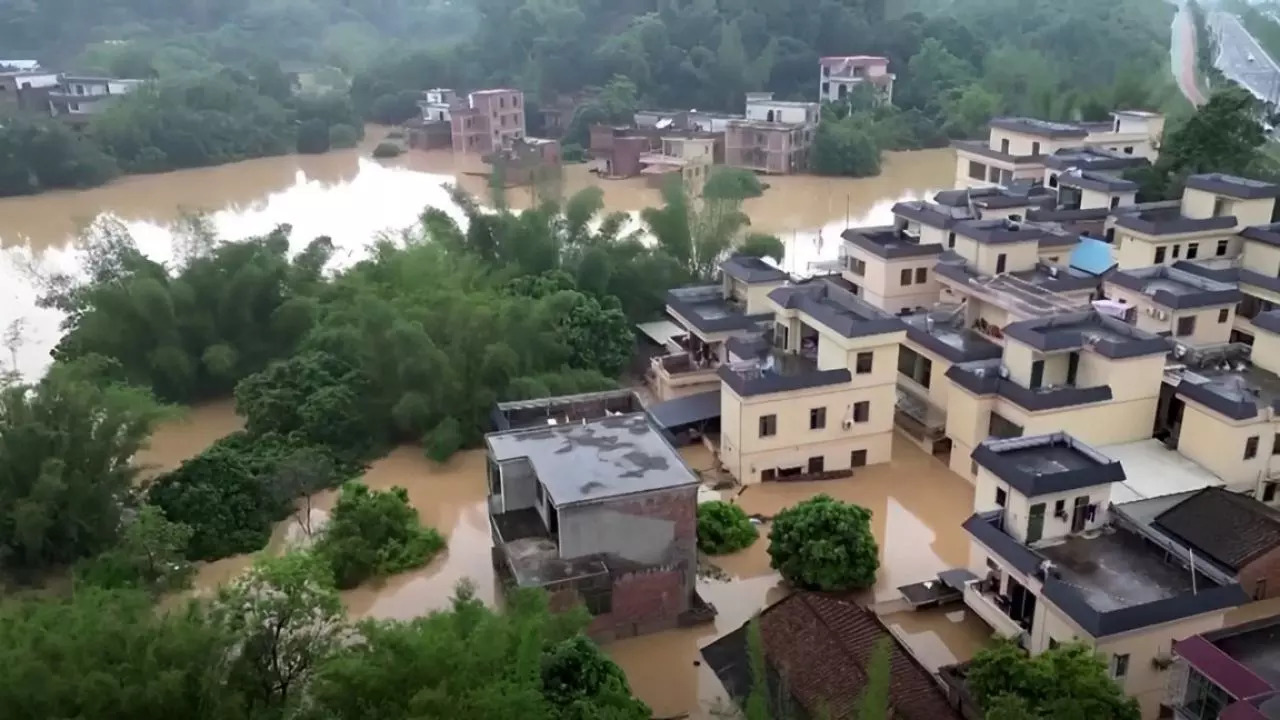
[0,115,118,195]
[736,234,786,263]
[703,167,765,201]
[696,501,759,555]
[312,482,446,589]
[767,494,879,592]
[967,639,1141,720]
[423,417,464,463]
[328,124,361,149]
[146,440,288,560]
[372,141,406,158]
[74,505,195,593]
[541,635,652,719]
[297,118,333,153]
[0,359,168,578]
[812,115,883,177]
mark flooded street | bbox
[0,141,952,379]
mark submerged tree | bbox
[767,495,880,592]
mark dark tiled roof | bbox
[1155,488,1280,571]
[1107,265,1241,310]
[755,593,962,720]
[1186,173,1280,200]
[721,255,788,284]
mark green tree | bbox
[767,494,879,591]
[0,358,167,578]
[811,115,882,177]
[541,635,652,719]
[967,639,1140,720]
[697,501,759,555]
[703,166,765,201]
[855,638,893,720]
[736,234,785,263]
[75,504,195,593]
[313,482,445,589]
[211,552,351,714]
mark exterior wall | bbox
[587,567,687,640]
[499,459,539,512]
[1113,231,1236,271]
[1177,400,1279,493]
[724,124,812,174]
[1182,188,1274,227]
[452,109,492,154]
[899,338,952,412]
[1254,328,1280,374]
[1102,283,1235,346]
[972,467,1112,544]
[987,129,1071,157]
[972,239,1039,276]
[1096,613,1229,720]
[843,245,939,313]
[1239,545,1280,601]
[744,99,818,125]
[1079,187,1136,210]
[1243,238,1280,278]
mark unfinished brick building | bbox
[485,391,712,639]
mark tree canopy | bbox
[967,639,1141,720]
[767,494,880,591]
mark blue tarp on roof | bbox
[649,389,721,429]
[1070,236,1116,276]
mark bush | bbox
[312,482,445,588]
[696,501,758,555]
[372,141,405,159]
[968,638,1140,720]
[328,123,361,149]
[296,118,331,154]
[767,494,878,591]
[561,143,586,162]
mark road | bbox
[1209,11,1280,103]
[1172,2,1207,106]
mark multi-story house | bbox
[0,68,61,112]
[649,256,788,403]
[639,135,716,191]
[724,93,819,175]
[717,275,906,483]
[818,55,895,105]
[418,88,458,123]
[959,433,1249,718]
[451,88,526,156]
[47,75,143,120]
[1167,614,1280,718]
[954,113,1163,191]
[485,390,706,641]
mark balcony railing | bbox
[963,580,1028,642]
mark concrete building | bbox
[418,88,458,123]
[717,275,906,483]
[0,68,60,112]
[724,93,819,175]
[451,88,525,156]
[639,135,715,190]
[46,75,143,120]
[818,55,895,105]
[954,113,1163,191]
[485,390,708,640]
[482,137,561,186]
[1167,614,1280,718]
[959,433,1249,718]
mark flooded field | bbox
[147,403,987,719]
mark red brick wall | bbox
[588,567,687,640]
[1240,546,1280,600]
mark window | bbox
[995,487,1007,507]
[915,267,927,284]
[1029,141,1040,155]
[1188,242,1199,259]
[809,407,827,430]
[761,468,777,482]
[970,460,979,477]
[848,257,867,275]
[808,456,825,474]
[1173,244,1181,259]
[855,351,874,374]
[968,161,985,180]
[996,253,1007,273]
[1264,482,1278,503]
[535,481,545,505]
[1217,239,1230,256]
[947,231,956,248]
[1049,638,1060,650]
[900,268,913,286]
[898,346,932,388]
[988,412,1024,439]
[1219,308,1230,323]
[1246,435,1260,460]
[1155,246,1167,263]
[1184,667,1232,718]
[1123,146,1133,155]
[1030,359,1044,389]
[1054,499,1065,516]
[1110,196,1120,209]
[1176,316,1196,337]
[1213,197,1228,217]
[1112,654,1130,681]
[853,401,870,423]
[850,450,868,467]
[1000,138,1010,153]
[759,414,777,437]
[1274,434,1280,455]
[1027,503,1046,543]
[1255,579,1268,600]
[821,81,829,95]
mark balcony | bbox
[963,579,1029,643]
[649,353,722,401]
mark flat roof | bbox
[989,117,1088,138]
[901,309,1002,364]
[721,255,788,284]
[1056,169,1139,193]
[1111,204,1238,236]
[1186,173,1280,200]
[1107,265,1241,309]
[721,332,852,397]
[972,433,1125,497]
[1100,440,1224,504]
[934,261,1098,316]
[767,276,904,339]
[1044,147,1149,172]
[1003,310,1170,359]
[485,412,698,506]
[842,225,943,259]
[666,284,771,334]
[1172,344,1280,421]
[1038,528,1207,612]
[952,218,1051,245]
[1211,619,1280,689]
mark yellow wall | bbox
[1103,283,1235,346]
[1182,187,1275,227]
[987,128,1074,156]
[973,466,1113,544]
[1254,328,1280,375]
[1113,230,1236,271]
[844,245,940,314]
[1242,239,1280,278]
[973,239,1039,276]
[1177,400,1279,493]
[1080,187,1135,210]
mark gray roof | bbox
[953,218,1051,245]
[988,117,1089,138]
[1185,173,1280,200]
[1003,311,1171,358]
[1044,147,1149,172]
[486,412,698,506]
[971,433,1126,497]
[1241,223,1280,248]
[1056,170,1139,193]
[1107,265,1241,309]
[842,225,943,259]
[1110,204,1238,236]
[1255,310,1280,334]
[649,389,721,429]
[767,277,905,339]
[721,255,788,284]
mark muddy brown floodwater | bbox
[0,137,952,379]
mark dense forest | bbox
[0,0,1186,193]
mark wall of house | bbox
[1103,284,1235,346]
[1079,187,1135,210]
[1254,328,1280,374]
[499,458,539,513]
[558,486,697,566]
[586,566,689,641]
[1177,400,1279,492]
[899,339,952,411]
[1183,188,1275,227]
[848,251,939,313]
[1097,612,1230,720]
[972,467,1112,544]
[1243,238,1280,279]
[1239,545,1280,601]
[970,239,1040,276]
[987,129,1069,157]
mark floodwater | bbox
[0,137,952,379]
[146,401,986,720]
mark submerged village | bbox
[6,20,1280,720]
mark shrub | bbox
[372,141,405,159]
[767,494,878,591]
[696,501,758,555]
[328,124,361,149]
[312,482,445,588]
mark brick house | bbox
[1145,487,1280,602]
[702,592,963,720]
[485,391,710,640]
[451,88,526,156]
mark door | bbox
[1029,360,1044,389]
[807,456,825,474]
[1071,496,1089,533]
[1027,503,1046,544]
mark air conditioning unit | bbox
[1156,310,1168,320]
